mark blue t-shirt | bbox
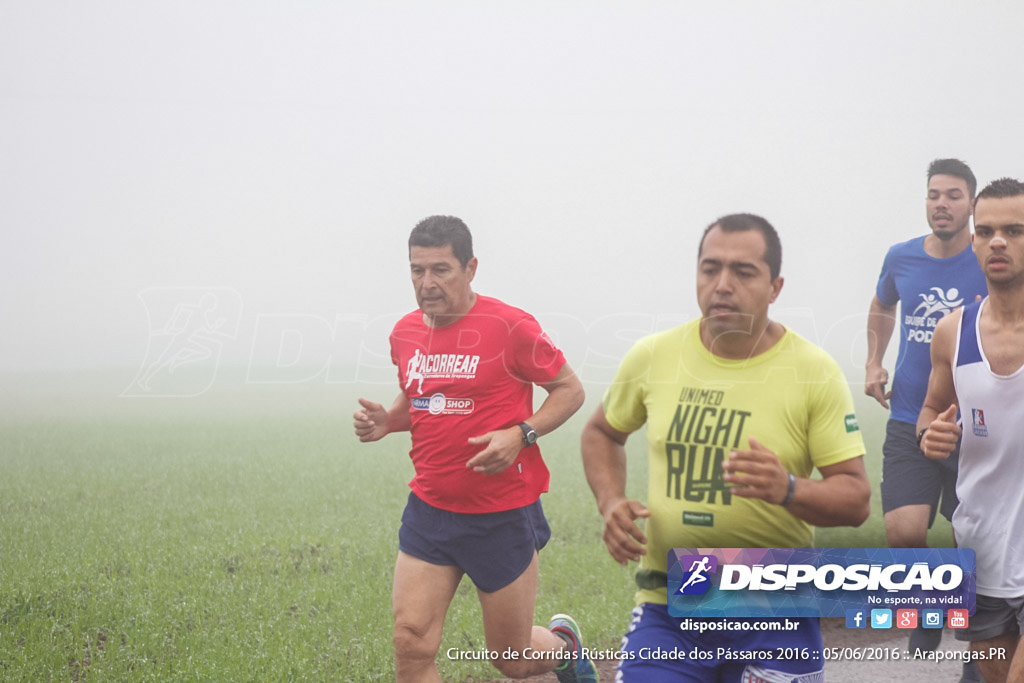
[875,236,987,424]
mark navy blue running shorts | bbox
[880,418,959,524]
[616,603,824,683]
[397,491,551,593]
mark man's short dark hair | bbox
[408,215,474,268]
[975,177,1024,203]
[698,213,782,281]
[928,158,977,198]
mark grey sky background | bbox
[3,1,1024,393]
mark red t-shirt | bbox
[389,295,566,513]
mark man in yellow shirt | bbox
[581,213,871,681]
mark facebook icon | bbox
[846,609,866,629]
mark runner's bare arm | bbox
[466,363,584,475]
[581,406,650,565]
[865,295,897,408]
[526,362,586,437]
[783,457,870,527]
[723,439,870,527]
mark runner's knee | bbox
[490,654,537,679]
[392,619,441,663]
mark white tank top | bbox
[952,298,1024,597]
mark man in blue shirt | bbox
[866,159,985,546]
[864,159,986,678]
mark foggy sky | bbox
[3,1,1024,392]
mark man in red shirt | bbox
[354,215,593,682]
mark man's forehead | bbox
[700,227,769,266]
[409,244,458,263]
[928,174,969,193]
[974,195,1024,225]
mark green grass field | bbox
[0,373,952,682]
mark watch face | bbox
[520,423,537,445]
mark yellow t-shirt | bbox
[603,320,865,605]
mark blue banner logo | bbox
[667,548,975,618]
[676,554,718,595]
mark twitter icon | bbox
[871,609,893,628]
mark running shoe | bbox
[549,613,598,683]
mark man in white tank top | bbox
[919,177,1024,683]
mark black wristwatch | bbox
[518,422,538,446]
[916,427,928,450]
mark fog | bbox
[3,1,1023,397]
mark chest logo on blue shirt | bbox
[905,287,964,344]
[913,286,964,318]
[971,408,988,437]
